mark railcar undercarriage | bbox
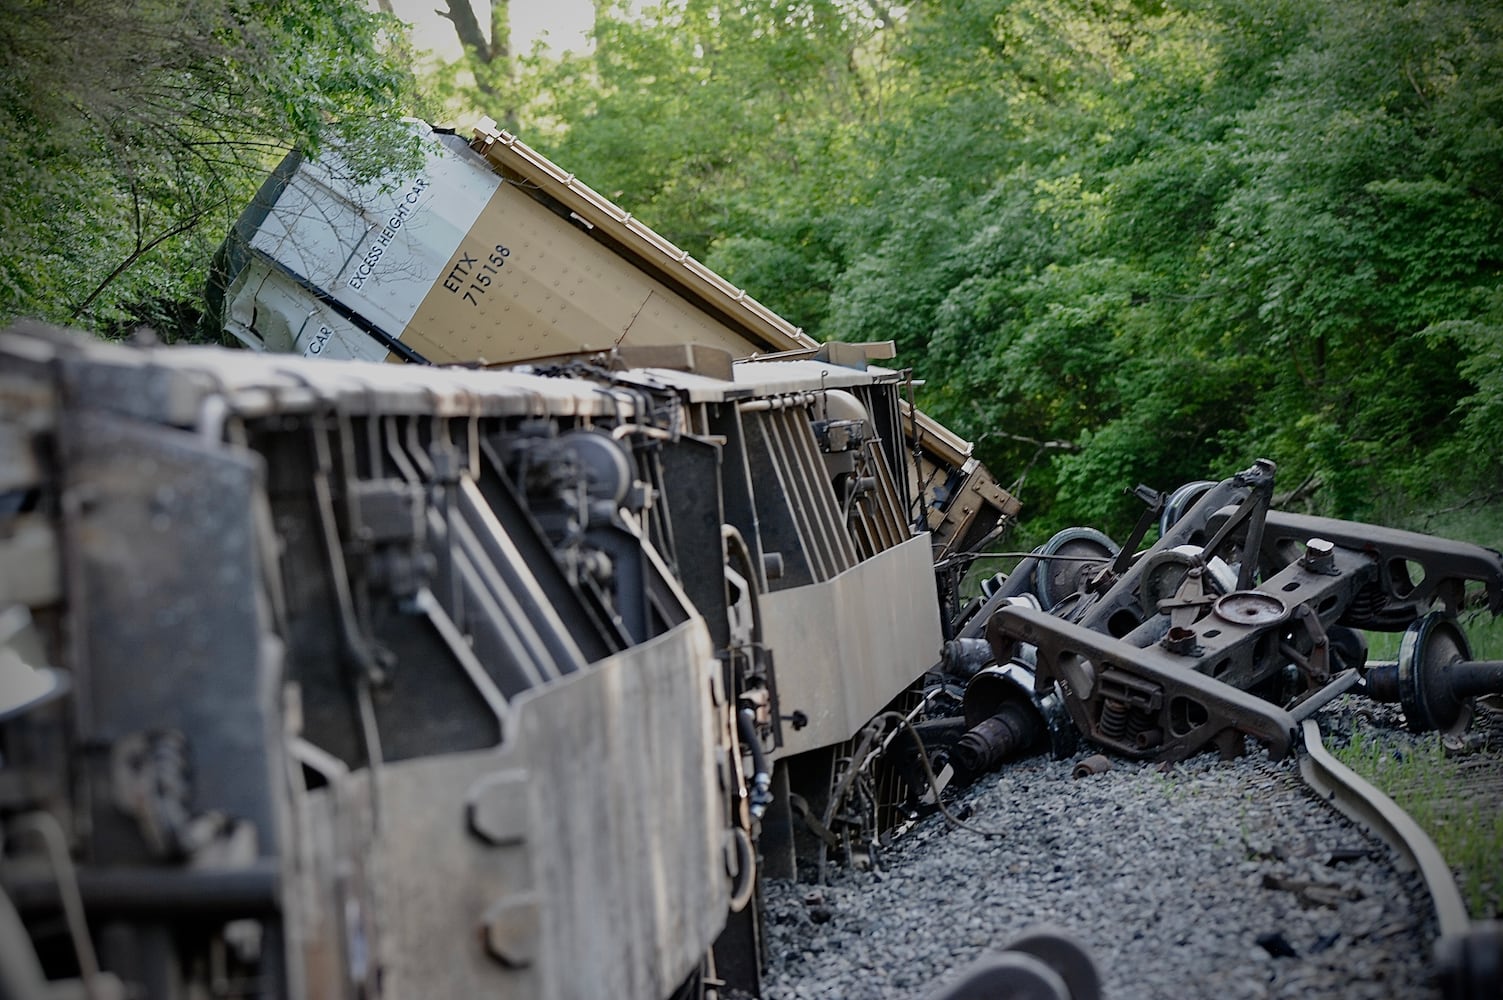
[923,459,1503,776]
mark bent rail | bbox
[1297,718,1470,937]
[1297,718,1501,998]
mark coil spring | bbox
[1099,699,1129,741]
[1125,707,1155,741]
[1345,583,1386,624]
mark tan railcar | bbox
[212,120,1018,558]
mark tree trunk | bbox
[439,0,492,60]
[489,0,516,130]
[438,0,516,129]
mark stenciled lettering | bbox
[303,324,335,357]
[344,176,429,290]
[444,243,511,307]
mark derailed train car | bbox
[0,322,983,998]
[205,118,1016,565]
[0,121,1031,998]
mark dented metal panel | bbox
[761,534,943,759]
[366,620,728,1000]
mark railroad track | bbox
[1307,697,1503,999]
[758,700,1502,1000]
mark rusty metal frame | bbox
[983,460,1503,763]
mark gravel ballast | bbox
[759,738,1440,1000]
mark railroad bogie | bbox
[961,459,1503,770]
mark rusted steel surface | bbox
[977,460,1503,764]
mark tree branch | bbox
[1274,472,1320,510]
[1420,489,1503,530]
[437,0,492,62]
[68,201,222,320]
[995,430,1079,452]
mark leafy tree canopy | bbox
[459,0,1502,538]
[0,0,424,339]
[11,0,1498,543]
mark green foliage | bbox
[1425,294,1503,469]
[428,0,1503,537]
[15,0,1499,541]
[0,0,423,339]
[1184,1,1503,521]
[511,0,886,266]
[1335,722,1503,918]
[511,0,1497,536]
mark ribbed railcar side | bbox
[0,324,959,999]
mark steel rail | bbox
[1296,718,1471,938]
[1296,717,1503,998]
